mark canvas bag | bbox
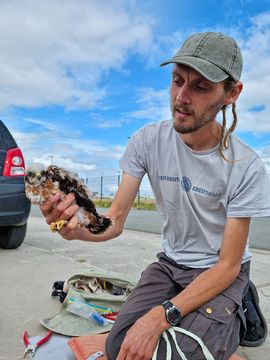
[40,268,136,337]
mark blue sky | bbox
[1,0,270,177]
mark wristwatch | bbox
[162,300,182,326]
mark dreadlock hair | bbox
[219,77,238,161]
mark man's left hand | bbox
[116,306,169,360]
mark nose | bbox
[175,84,191,105]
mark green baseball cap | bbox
[161,32,243,83]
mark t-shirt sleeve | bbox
[119,127,147,179]
[227,157,270,217]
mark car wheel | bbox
[0,223,27,249]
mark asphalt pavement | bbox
[0,214,269,360]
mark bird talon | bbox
[50,220,68,232]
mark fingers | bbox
[116,314,161,360]
[59,217,93,240]
[40,193,79,225]
[116,336,146,360]
[60,215,78,235]
[40,193,62,216]
[51,203,79,224]
[116,346,127,360]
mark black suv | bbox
[0,120,31,249]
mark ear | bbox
[224,81,243,105]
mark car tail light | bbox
[3,147,26,176]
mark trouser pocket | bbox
[173,294,241,359]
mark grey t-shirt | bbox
[120,120,270,268]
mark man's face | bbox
[170,65,228,134]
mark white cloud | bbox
[88,113,132,129]
[255,146,270,176]
[0,0,154,110]
[23,117,64,132]
[85,86,172,129]
[16,131,125,175]
[130,87,171,122]
[235,12,270,132]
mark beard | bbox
[171,97,225,134]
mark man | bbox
[41,32,270,360]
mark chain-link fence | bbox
[84,174,154,203]
[84,168,270,204]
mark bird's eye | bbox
[27,171,33,177]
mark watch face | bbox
[168,307,181,325]
[162,301,181,326]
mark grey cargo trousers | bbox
[106,253,250,360]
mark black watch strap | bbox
[162,300,174,310]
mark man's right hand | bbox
[39,193,84,240]
[39,192,119,242]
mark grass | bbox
[93,197,157,210]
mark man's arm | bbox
[40,172,142,242]
[116,217,251,360]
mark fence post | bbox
[137,190,140,205]
[117,174,121,187]
[100,176,103,201]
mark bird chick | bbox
[25,165,112,234]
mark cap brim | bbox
[160,56,229,83]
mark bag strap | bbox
[152,327,214,360]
